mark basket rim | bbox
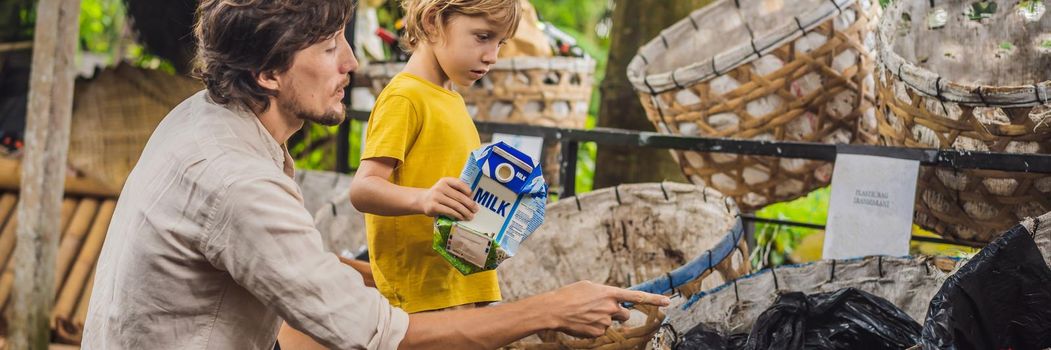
[876,0,1051,108]
[678,255,958,309]
[626,0,862,94]
[361,56,596,78]
[551,182,745,297]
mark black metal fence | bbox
[338,109,1051,248]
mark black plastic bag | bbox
[920,223,1051,350]
[677,288,921,349]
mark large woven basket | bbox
[497,182,750,350]
[627,0,881,211]
[652,255,960,349]
[293,170,366,256]
[875,0,1051,243]
[360,57,595,191]
[69,64,202,192]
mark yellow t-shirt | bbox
[362,72,500,313]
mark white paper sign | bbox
[822,152,920,260]
[491,133,544,166]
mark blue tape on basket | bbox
[627,216,745,296]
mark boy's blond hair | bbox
[401,0,522,52]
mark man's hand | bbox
[399,281,669,350]
[414,177,478,220]
[545,281,671,338]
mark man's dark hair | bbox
[193,0,352,111]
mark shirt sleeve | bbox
[201,175,409,350]
[362,95,421,164]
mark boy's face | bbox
[432,14,510,87]
[272,27,357,126]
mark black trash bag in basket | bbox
[920,224,1051,350]
[678,288,921,350]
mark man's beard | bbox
[279,93,345,126]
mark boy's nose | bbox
[482,45,499,65]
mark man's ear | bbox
[256,70,280,91]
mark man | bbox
[81,0,668,349]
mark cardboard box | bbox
[433,142,547,275]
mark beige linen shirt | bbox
[82,91,409,349]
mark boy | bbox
[350,0,521,313]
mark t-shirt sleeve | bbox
[362,95,421,164]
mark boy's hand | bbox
[415,177,479,220]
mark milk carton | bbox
[433,142,547,275]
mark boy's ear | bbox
[256,70,280,91]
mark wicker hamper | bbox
[652,255,959,349]
[627,0,882,210]
[875,0,1051,242]
[497,182,750,349]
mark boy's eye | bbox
[476,34,490,41]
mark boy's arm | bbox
[350,157,478,220]
[398,281,671,350]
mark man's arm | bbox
[204,176,408,349]
[350,157,478,221]
[399,281,671,350]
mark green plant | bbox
[750,187,829,270]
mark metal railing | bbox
[339,109,1051,248]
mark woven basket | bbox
[293,170,367,255]
[68,64,202,192]
[651,255,960,349]
[497,182,750,350]
[360,57,595,191]
[875,0,1051,243]
[627,0,881,211]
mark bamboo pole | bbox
[58,198,77,241]
[0,197,74,273]
[10,0,83,346]
[0,41,32,53]
[0,193,19,257]
[0,158,118,198]
[0,194,18,229]
[53,199,99,291]
[73,266,96,328]
[54,266,95,345]
[0,198,88,313]
[51,200,113,327]
[0,197,20,274]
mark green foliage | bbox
[79,0,123,55]
[750,187,829,270]
[0,0,35,42]
[291,122,342,170]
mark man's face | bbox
[432,14,510,87]
[274,27,357,126]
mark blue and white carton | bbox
[433,142,547,275]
